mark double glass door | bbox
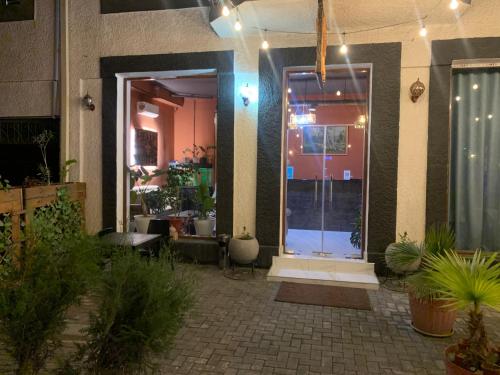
[284,67,370,259]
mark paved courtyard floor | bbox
[1,265,500,374]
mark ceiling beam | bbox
[131,80,184,108]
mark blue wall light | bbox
[239,84,258,106]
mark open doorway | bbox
[283,66,371,260]
[125,71,218,237]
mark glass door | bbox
[284,67,370,259]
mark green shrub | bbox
[76,251,194,373]
[0,236,100,375]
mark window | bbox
[449,67,500,251]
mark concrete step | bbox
[267,255,379,290]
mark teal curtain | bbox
[450,69,500,251]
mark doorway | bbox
[282,66,371,259]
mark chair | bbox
[147,219,174,269]
[97,227,114,238]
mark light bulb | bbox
[449,0,459,10]
[419,25,428,37]
[340,43,348,55]
[336,90,342,96]
[222,5,230,17]
[234,20,242,31]
[261,40,269,50]
[473,83,479,90]
[288,88,292,94]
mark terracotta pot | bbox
[445,345,475,375]
[409,291,457,337]
[168,216,184,234]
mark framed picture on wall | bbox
[302,125,347,155]
[134,128,158,166]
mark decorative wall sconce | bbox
[410,78,426,103]
[239,84,258,106]
[82,93,95,111]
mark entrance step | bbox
[267,255,379,290]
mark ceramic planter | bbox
[409,291,457,337]
[385,242,421,273]
[194,218,215,237]
[134,214,155,234]
[229,237,259,265]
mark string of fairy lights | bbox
[219,0,471,52]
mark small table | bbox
[102,232,162,250]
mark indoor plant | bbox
[129,167,166,233]
[199,145,216,168]
[386,225,458,336]
[165,165,193,234]
[193,181,215,236]
[229,226,259,265]
[423,250,500,374]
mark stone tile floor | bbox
[1,265,500,374]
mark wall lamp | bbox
[239,84,258,106]
[82,93,95,111]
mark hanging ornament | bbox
[315,0,327,86]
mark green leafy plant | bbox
[424,250,500,371]
[194,182,214,220]
[165,165,194,217]
[424,224,455,256]
[350,212,362,249]
[60,159,77,183]
[29,187,83,247]
[129,167,167,216]
[0,236,100,375]
[0,174,11,191]
[237,226,254,240]
[72,251,194,373]
[33,130,54,184]
[385,232,425,274]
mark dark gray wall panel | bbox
[256,43,402,271]
[0,0,34,22]
[426,37,500,228]
[101,51,234,234]
[101,0,210,14]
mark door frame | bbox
[279,64,373,261]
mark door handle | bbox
[330,175,333,209]
[314,176,318,208]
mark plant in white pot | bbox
[193,182,215,237]
[129,167,166,234]
[229,226,259,266]
[423,250,500,374]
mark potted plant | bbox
[385,225,457,336]
[129,167,166,233]
[423,250,500,374]
[229,226,259,265]
[182,144,201,165]
[165,165,193,234]
[193,182,215,236]
[199,145,216,168]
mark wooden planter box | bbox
[0,188,23,253]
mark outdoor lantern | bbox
[410,78,426,103]
[82,93,95,111]
[240,84,258,106]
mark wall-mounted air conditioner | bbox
[137,101,159,118]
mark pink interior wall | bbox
[174,98,217,161]
[287,104,366,180]
[130,89,174,185]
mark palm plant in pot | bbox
[385,225,458,337]
[193,182,215,237]
[165,165,193,234]
[423,250,500,374]
[129,167,166,233]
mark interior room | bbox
[284,68,369,259]
[128,74,217,237]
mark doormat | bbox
[275,282,372,310]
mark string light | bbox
[340,33,348,55]
[234,18,242,31]
[222,5,230,17]
[450,0,459,10]
[336,90,342,96]
[261,29,269,49]
[419,24,428,37]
